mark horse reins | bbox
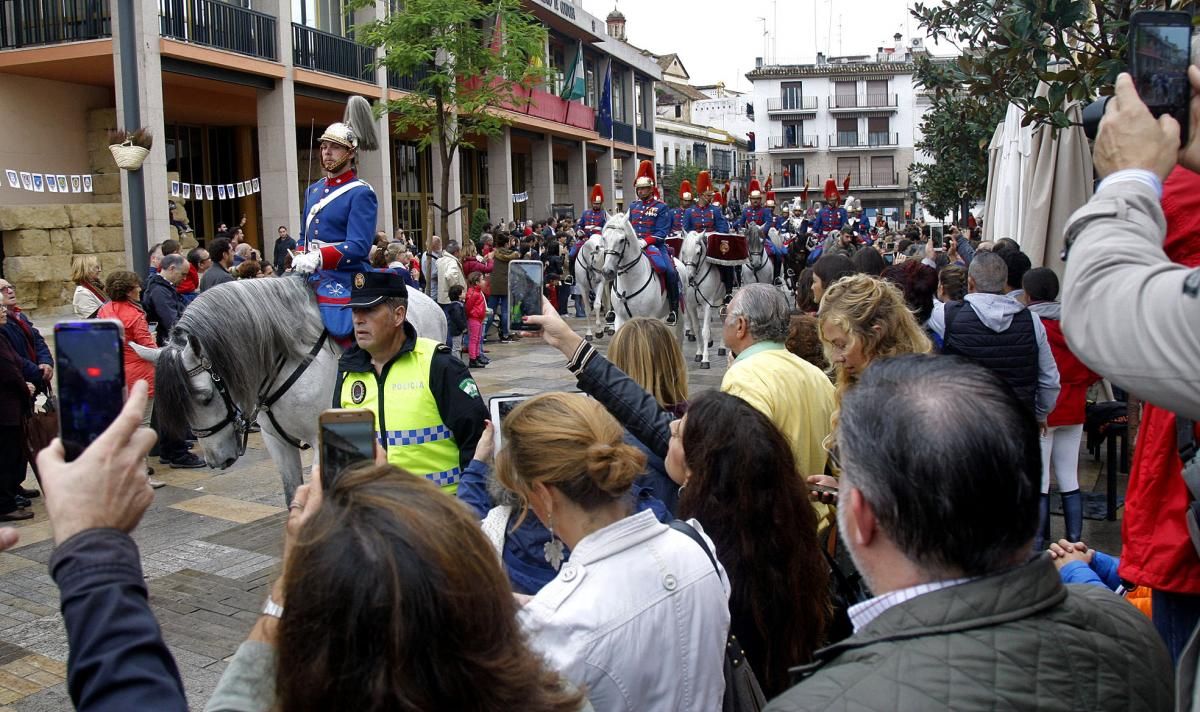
[186,330,329,454]
[682,235,723,310]
[603,230,657,318]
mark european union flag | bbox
[598,63,613,139]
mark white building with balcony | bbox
[746,35,926,217]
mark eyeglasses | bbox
[0,285,14,292]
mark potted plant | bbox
[107,127,153,171]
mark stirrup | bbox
[667,310,678,325]
[605,310,615,324]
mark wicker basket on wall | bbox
[107,128,152,171]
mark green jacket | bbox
[766,556,1172,712]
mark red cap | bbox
[766,191,776,206]
[590,184,604,205]
[679,179,693,201]
[824,177,840,202]
[634,160,655,188]
[748,179,762,199]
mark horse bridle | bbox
[681,234,722,310]
[602,227,656,317]
[746,229,769,275]
[187,330,329,456]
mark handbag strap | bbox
[670,520,721,578]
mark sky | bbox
[579,0,957,91]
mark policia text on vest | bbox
[334,322,489,493]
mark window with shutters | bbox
[836,118,858,147]
[836,157,860,187]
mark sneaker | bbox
[478,355,491,365]
[469,359,486,369]
[14,495,29,509]
[166,453,206,469]
[498,336,514,344]
[148,478,167,489]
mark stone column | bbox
[487,127,513,225]
[597,145,616,212]
[529,135,554,220]
[567,141,587,217]
[112,0,168,269]
[254,0,299,263]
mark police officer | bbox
[628,160,681,325]
[334,271,488,494]
[292,96,379,345]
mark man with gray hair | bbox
[721,283,835,524]
[765,355,1171,711]
[928,251,1060,426]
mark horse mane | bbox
[155,276,323,438]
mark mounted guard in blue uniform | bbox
[670,179,695,236]
[291,95,379,346]
[628,159,681,325]
[813,175,851,235]
[682,170,741,303]
[734,179,782,283]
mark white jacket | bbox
[521,510,730,712]
[72,284,104,318]
[435,253,465,305]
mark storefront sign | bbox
[535,0,577,22]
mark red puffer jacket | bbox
[1037,314,1099,427]
[1119,165,1200,593]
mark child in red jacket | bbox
[465,272,488,369]
[1024,268,1100,549]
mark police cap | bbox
[346,270,408,308]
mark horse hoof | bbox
[585,334,593,342]
[694,354,702,363]
[687,334,696,342]
[707,340,713,348]
[717,348,727,356]
[700,361,711,369]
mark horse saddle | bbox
[665,236,684,258]
[705,233,748,266]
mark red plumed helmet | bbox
[712,193,723,206]
[748,179,762,199]
[696,170,714,196]
[824,177,840,202]
[652,186,661,201]
[766,191,776,207]
[679,179,693,201]
[765,175,773,191]
[634,160,655,188]
[590,183,604,205]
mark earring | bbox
[543,508,565,571]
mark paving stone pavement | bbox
[7,312,1123,710]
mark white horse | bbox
[599,213,683,333]
[741,222,776,287]
[572,231,612,341]
[678,231,727,369]
[149,276,446,504]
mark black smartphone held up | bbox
[508,259,545,332]
[1129,11,1193,146]
[318,408,377,490]
[55,320,126,461]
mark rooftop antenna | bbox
[757,17,768,64]
[772,0,778,63]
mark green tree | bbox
[910,0,1195,130]
[351,0,551,243]
[910,91,1004,225]
[468,207,489,248]
[660,161,700,209]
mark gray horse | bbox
[151,276,446,504]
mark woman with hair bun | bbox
[496,392,730,712]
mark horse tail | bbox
[155,333,196,440]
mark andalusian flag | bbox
[560,40,585,101]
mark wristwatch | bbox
[261,595,284,619]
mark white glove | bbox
[291,249,323,274]
[637,238,647,250]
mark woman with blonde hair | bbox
[496,392,729,712]
[71,255,106,317]
[606,316,688,416]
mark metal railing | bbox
[612,120,633,144]
[635,127,653,150]
[828,132,900,148]
[768,135,818,150]
[160,0,276,60]
[766,95,818,112]
[866,171,901,187]
[829,93,899,109]
[388,63,430,92]
[292,22,375,83]
[1,0,110,49]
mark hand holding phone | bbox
[318,409,377,490]
[1129,11,1193,146]
[509,260,544,332]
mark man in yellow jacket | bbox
[722,283,836,526]
[334,271,488,493]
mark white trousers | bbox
[1039,423,1084,494]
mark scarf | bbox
[81,279,107,303]
[7,306,37,362]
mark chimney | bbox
[606,7,626,41]
[816,51,826,65]
[755,56,763,69]
[894,32,903,52]
[876,45,884,62]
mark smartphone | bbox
[488,395,531,449]
[508,260,545,332]
[809,484,839,496]
[55,320,126,461]
[318,408,377,490]
[931,224,945,251]
[1129,11,1193,145]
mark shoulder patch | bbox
[1185,269,1200,298]
[435,343,451,353]
[458,378,480,399]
